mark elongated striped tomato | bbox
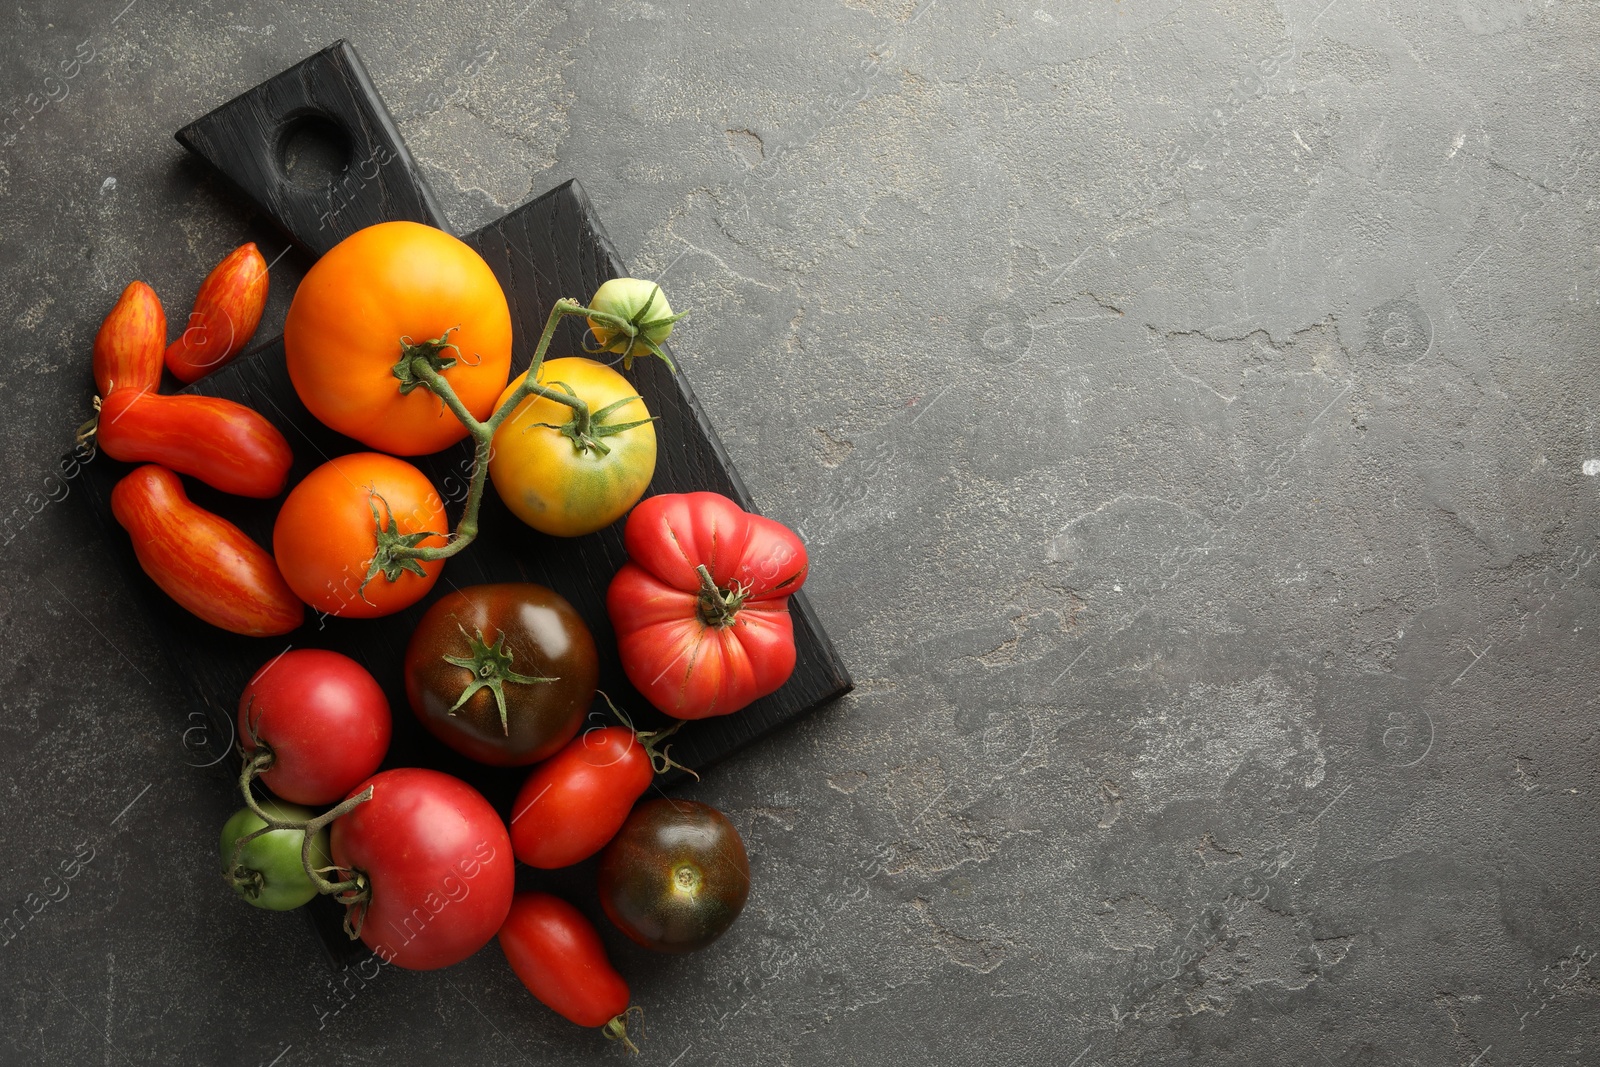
[93,281,166,396]
[166,243,269,383]
[497,893,634,1044]
[285,222,512,455]
[111,465,303,636]
[97,389,293,498]
[510,727,655,869]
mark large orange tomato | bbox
[284,222,513,456]
[273,453,448,619]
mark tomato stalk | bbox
[599,690,700,779]
[380,295,671,569]
[695,564,750,629]
[232,745,374,915]
[602,1011,641,1055]
[74,395,102,448]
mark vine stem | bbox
[597,690,699,780]
[394,299,643,564]
[229,747,374,898]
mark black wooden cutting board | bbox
[80,40,851,965]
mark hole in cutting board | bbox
[277,113,351,191]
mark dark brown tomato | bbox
[405,584,597,767]
[596,798,750,953]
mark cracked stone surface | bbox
[2,1,1598,1064]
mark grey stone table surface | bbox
[1,0,1596,1064]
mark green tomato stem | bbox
[597,689,700,779]
[299,788,373,899]
[603,1012,641,1055]
[441,623,557,735]
[695,564,749,629]
[233,748,373,901]
[386,297,649,564]
[236,746,279,825]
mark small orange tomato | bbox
[284,222,512,456]
[272,452,448,619]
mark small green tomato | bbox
[219,801,331,911]
[586,278,683,365]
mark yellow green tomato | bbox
[220,801,331,911]
[489,357,657,538]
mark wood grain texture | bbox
[85,44,851,966]
[175,40,446,256]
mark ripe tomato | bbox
[405,584,596,767]
[597,798,749,954]
[509,726,655,869]
[607,492,809,718]
[220,800,331,911]
[497,892,635,1046]
[238,649,392,805]
[93,280,165,396]
[166,242,269,383]
[284,221,512,455]
[489,357,656,537]
[330,768,514,970]
[111,465,304,636]
[273,453,447,619]
[97,390,294,499]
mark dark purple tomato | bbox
[596,798,750,953]
[404,583,597,767]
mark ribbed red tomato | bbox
[607,492,809,718]
[330,768,514,970]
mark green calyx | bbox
[695,564,749,629]
[586,280,685,371]
[360,492,439,603]
[597,690,700,779]
[530,381,658,457]
[442,624,556,735]
[392,327,462,395]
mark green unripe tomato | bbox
[586,278,680,362]
[219,801,331,911]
